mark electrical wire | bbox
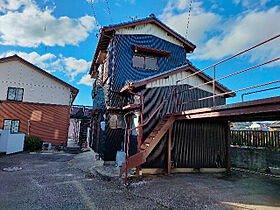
[105,0,113,23]
[185,0,193,39]
[90,0,101,31]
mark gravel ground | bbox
[1,152,280,210]
[127,171,280,209]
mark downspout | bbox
[66,92,73,146]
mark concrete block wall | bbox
[231,147,280,170]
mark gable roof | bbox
[120,63,235,98]
[0,55,79,101]
[89,15,196,76]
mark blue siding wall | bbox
[110,34,186,90]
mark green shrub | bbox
[24,136,43,152]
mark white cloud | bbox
[0,51,92,82]
[63,57,91,81]
[0,0,32,12]
[233,0,272,7]
[0,50,59,70]
[77,74,93,86]
[0,0,95,47]
[160,1,221,47]
[191,6,280,63]
[160,1,280,66]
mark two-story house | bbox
[0,55,79,146]
[89,15,234,175]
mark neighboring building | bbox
[89,15,234,172]
[68,105,92,146]
[0,55,79,146]
[266,121,280,131]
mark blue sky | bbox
[0,0,279,106]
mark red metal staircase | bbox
[119,34,280,184]
[120,115,175,177]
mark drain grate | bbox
[3,167,22,172]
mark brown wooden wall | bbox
[0,101,70,146]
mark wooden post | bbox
[167,127,172,174]
[227,121,231,172]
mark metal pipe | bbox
[241,86,280,102]
[188,57,280,91]
[177,33,280,84]
[128,87,177,134]
[174,87,178,112]
[213,66,216,106]
[27,120,30,136]
[125,129,131,185]
[181,80,280,105]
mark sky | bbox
[0,0,279,106]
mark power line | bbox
[90,0,100,31]
[105,0,113,23]
[185,0,193,39]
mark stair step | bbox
[145,138,154,142]
[120,115,175,177]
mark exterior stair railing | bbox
[121,33,280,185]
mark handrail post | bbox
[174,87,178,113]
[213,66,216,106]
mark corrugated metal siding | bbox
[92,87,105,110]
[102,109,125,161]
[0,101,70,146]
[144,120,228,168]
[141,85,226,141]
[111,35,186,90]
[116,23,185,47]
[104,128,124,161]
[103,83,128,108]
[146,70,223,94]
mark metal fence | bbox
[231,130,280,148]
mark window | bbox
[132,55,158,70]
[132,56,145,69]
[7,87,24,101]
[145,56,157,70]
[3,120,20,133]
[109,114,125,129]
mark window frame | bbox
[7,87,24,102]
[108,114,125,129]
[3,119,20,133]
[132,54,158,71]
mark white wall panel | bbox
[146,71,223,94]
[0,60,72,105]
[6,132,25,155]
[116,23,184,47]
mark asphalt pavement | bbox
[1,151,280,210]
[0,152,162,210]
